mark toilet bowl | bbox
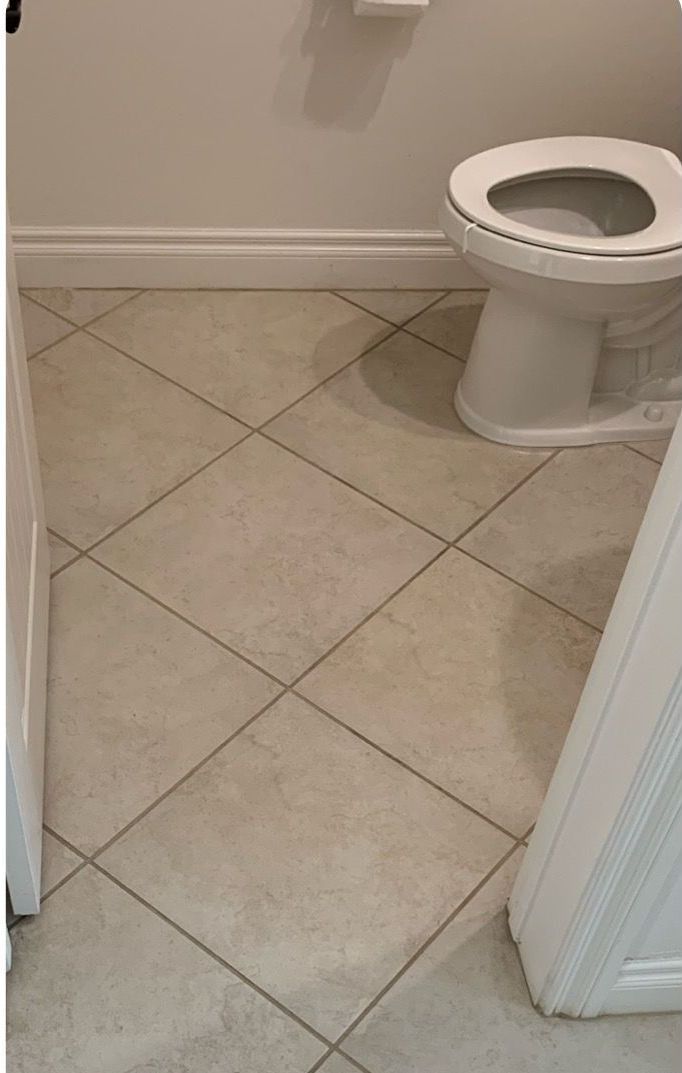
[439,137,682,446]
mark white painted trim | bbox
[12,227,482,289]
[602,957,682,1015]
[508,413,682,1017]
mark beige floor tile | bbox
[460,446,659,629]
[344,854,682,1073]
[24,288,140,326]
[90,290,391,426]
[20,295,73,356]
[267,332,550,540]
[30,332,246,546]
[406,291,487,359]
[99,694,511,1038]
[300,551,597,834]
[94,436,441,681]
[335,290,446,325]
[45,559,280,855]
[628,438,670,463]
[7,868,323,1073]
[318,1056,360,1073]
[48,531,79,573]
[41,832,81,897]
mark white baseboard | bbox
[601,957,682,1014]
[12,227,483,290]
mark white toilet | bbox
[440,137,682,446]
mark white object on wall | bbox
[6,226,50,916]
[509,410,682,1016]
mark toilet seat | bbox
[447,137,682,257]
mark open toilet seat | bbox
[447,137,682,258]
[440,136,682,448]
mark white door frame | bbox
[509,417,682,1017]
[6,229,50,915]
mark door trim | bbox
[508,415,682,1016]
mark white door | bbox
[6,229,50,915]
[509,413,682,1016]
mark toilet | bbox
[439,136,682,446]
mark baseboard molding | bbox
[12,227,483,289]
[601,957,682,1014]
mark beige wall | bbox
[8,0,682,231]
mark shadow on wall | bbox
[274,0,417,130]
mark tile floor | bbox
[8,288,678,1071]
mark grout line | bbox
[71,289,147,329]
[295,691,521,842]
[306,1048,375,1073]
[328,1052,375,1073]
[41,689,286,885]
[72,546,522,847]
[255,325,401,430]
[331,289,451,331]
[45,827,520,1071]
[624,442,665,465]
[88,690,286,864]
[26,325,80,361]
[259,430,447,543]
[50,552,86,579]
[332,841,523,1048]
[449,449,562,544]
[288,545,450,688]
[46,526,82,553]
[82,326,254,427]
[88,861,334,1049]
[330,290,414,328]
[22,288,146,332]
[454,545,603,635]
[82,292,403,435]
[87,555,288,689]
[305,1050,335,1073]
[42,824,89,860]
[399,323,470,364]
[39,860,89,903]
[83,433,253,556]
[396,290,458,329]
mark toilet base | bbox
[455,381,680,447]
[454,287,679,447]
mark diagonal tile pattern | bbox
[343,855,681,1073]
[93,435,442,681]
[317,1056,362,1073]
[47,531,79,574]
[45,559,280,854]
[7,868,325,1073]
[9,288,673,1071]
[20,294,73,356]
[406,290,488,358]
[99,693,511,1037]
[334,290,446,325]
[266,331,550,540]
[40,832,82,897]
[459,445,659,628]
[30,331,247,546]
[90,289,392,425]
[24,287,140,325]
[299,550,599,835]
